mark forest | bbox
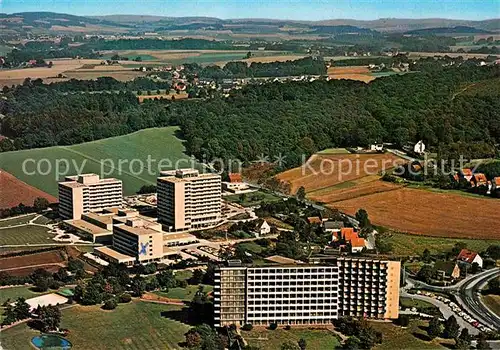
[184,57,326,78]
[0,65,499,168]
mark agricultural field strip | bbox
[61,146,155,185]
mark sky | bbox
[1,0,499,21]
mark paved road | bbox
[407,268,500,331]
[400,291,479,334]
[454,268,500,330]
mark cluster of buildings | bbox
[435,248,484,281]
[214,257,400,327]
[453,168,500,194]
[58,169,222,265]
[307,218,367,253]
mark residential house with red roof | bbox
[339,227,366,253]
[470,173,488,187]
[457,249,483,268]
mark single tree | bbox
[422,248,432,263]
[355,209,371,229]
[296,186,306,202]
[443,316,460,339]
[13,297,31,320]
[38,305,61,332]
[33,197,50,212]
[298,338,307,350]
[476,332,491,350]
[427,316,442,339]
[343,336,362,350]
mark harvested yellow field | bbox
[0,59,102,86]
[64,69,146,81]
[327,66,375,83]
[277,153,406,194]
[328,66,371,74]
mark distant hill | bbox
[0,11,130,36]
[2,12,499,36]
[406,26,493,35]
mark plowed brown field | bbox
[330,188,500,239]
[0,169,57,209]
[277,153,405,194]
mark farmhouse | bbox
[457,249,483,268]
[222,172,249,193]
[434,260,461,280]
[340,227,366,253]
[253,219,271,238]
[307,216,322,225]
[413,140,426,154]
[470,173,488,187]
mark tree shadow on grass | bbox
[439,341,455,349]
[412,332,432,342]
[160,307,190,324]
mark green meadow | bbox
[0,127,200,196]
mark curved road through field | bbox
[408,268,500,330]
[455,268,500,330]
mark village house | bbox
[307,216,323,225]
[324,220,344,241]
[339,227,366,254]
[253,219,271,238]
[413,140,426,154]
[222,173,249,193]
[470,173,488,187]
[492,177,500,192]
[457,249,483,268]
[434,260,461,280]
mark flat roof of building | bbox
[59,181,86,188]
[83,212,114,225]
[265,255,304,265]
[94,246,136,262]
[163,232,198,242]
[114,221,162,237]
[65,219,111,236]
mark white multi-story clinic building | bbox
[214,258,400,327]
[157,169,222,232]
[58,174,122,220]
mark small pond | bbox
[31,334,72,349]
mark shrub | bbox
[269,323,278,330]
[284,325,291,330]
[241,323,253,331]
[398,315,410,327]
[102,298,117,310]
[118,293,132,303]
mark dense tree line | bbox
[173,65,500,166]
[0,80,172,149]
[185,57,326,79]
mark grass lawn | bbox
[225,190,281,207]
[0,224,54,246]
[370,320,449,350]
[481,294,500,317]
[400,297,441,316]
[155,284,213,301]
[0,301,191,350]
[382,232,500,256]
[241,328,339,350]
[317,148,350,154]
[174,270,193,281]
[0,214,37,228]
[237,242,264,254]
[0,286,49,305]
[0,126,199,196]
